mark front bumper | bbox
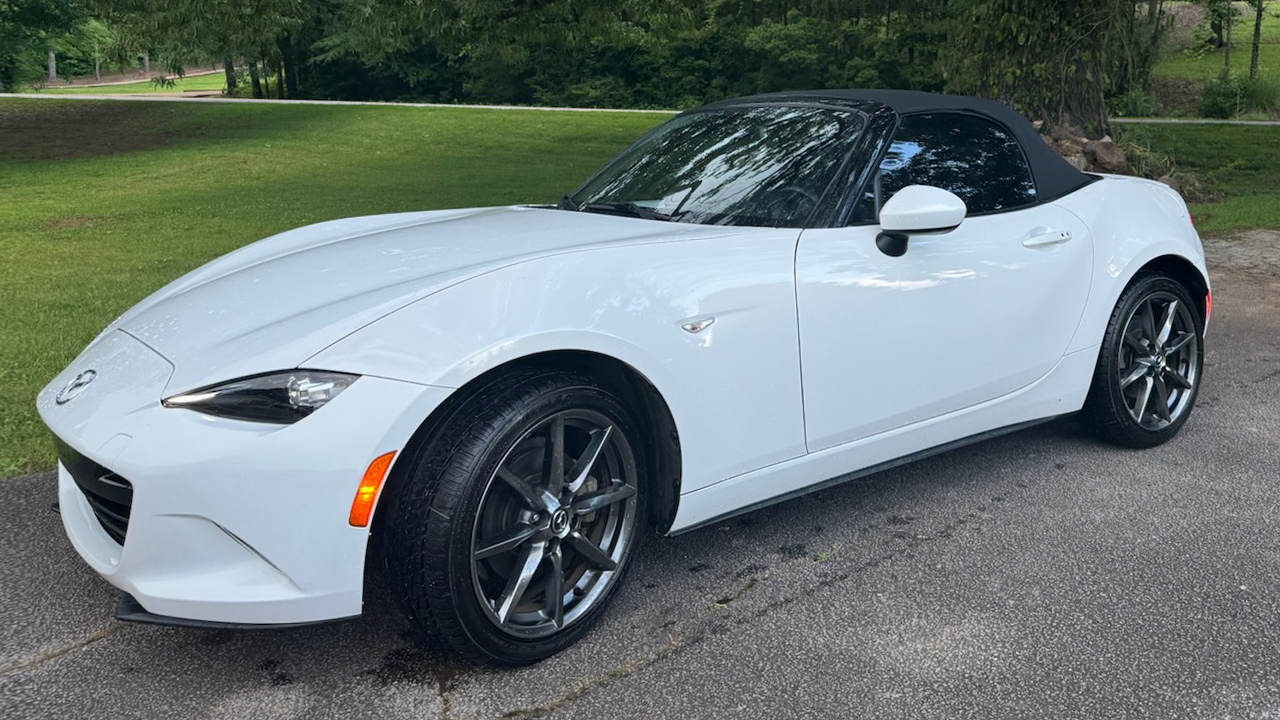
[39,330,452,625]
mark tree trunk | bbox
[223,57,236,91]
[276,66,285,99]
[142,51,150,74]
[47,49,56,82]
[1251,0,1265,81]
[248,62,263,99]
[93,40,100,81]
[279,36,299,98]
[1225,4,1233,73]
[942,0,1112,136]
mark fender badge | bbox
[55,370,96,405]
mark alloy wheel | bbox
[470,409,638,639]
[1116,290,1200,431]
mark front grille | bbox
[54,438,134,546]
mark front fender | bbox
[306,234,809,494]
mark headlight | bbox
[162,371,359,423]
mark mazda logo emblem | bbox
[55,370,96,405]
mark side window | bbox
[850,113,1037,223]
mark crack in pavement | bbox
[0,623,130,676]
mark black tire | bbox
[384,371,646,665]
[1079,272,1204,448]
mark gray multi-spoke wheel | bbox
[1116,290,1200,430]
[1081,273,1205,448]
[384,371,646,664]
[471,409,638,639]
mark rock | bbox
[1049,124,1087,143]
[1084,138,1132,175]
[1157,174,1182,195]
[1064,155,1089,171]
[1054,138,1086,158]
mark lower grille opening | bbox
[54,438,134,546]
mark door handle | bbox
[1022,229,1073,248]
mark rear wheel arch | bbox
[1080,268,1205,447]
[1131,254,1209,324]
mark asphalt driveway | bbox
[2,235,1278,719]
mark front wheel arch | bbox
[368,351,682,573]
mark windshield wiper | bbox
[579,201,675,222]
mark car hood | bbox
[109,205,735,394]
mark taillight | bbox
[1205,291,1212,322]
[1188,213,1195,227]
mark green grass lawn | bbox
[0,98,664,478]
[1157,1,1280,81]
[31,73,227,95]
[1116,123,1280,235]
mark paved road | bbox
[0,93,679,114]
[2,235,1279,719]
[5,94,1279,125]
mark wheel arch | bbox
[369,350,684,562]
[1134,254,1210,325]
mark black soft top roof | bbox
[704,89,1094,204]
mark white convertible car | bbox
[39,90,1208,664]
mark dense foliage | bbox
[0,0,83,88]
[4,1,1195,130]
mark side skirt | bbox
[670,415,1066,536]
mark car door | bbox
[795,112,1093,452]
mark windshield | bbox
[569,105,865,228]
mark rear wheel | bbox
[1079,273,1204,448]
[385,372,644,664]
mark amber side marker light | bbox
[350,451,396,527]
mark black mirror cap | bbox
[876,231,909,257]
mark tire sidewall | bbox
[424,378,646,664]
[1099,274,1205,446]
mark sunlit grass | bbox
[0,98,664,477]
[31,73,228,94]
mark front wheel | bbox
[385,372,645,665]
[1079,273,1204,448]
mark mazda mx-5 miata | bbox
[39,90,1208,664]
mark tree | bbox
[1225,0,1234,71]
[0,0,85,90]
[100,0,308,97]
[1248,0,1272,80]
[71,0,1171,122]
[942,0,1168,136]
[53,18,116,80]
[1201,0,1228,47]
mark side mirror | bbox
[875,185,968,257]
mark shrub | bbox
[1109,90,1162,117]
[1200,73,1280,118]
[1200,73,1248,118]
[1244,75,1280,115]
[1114,127,1216,203]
